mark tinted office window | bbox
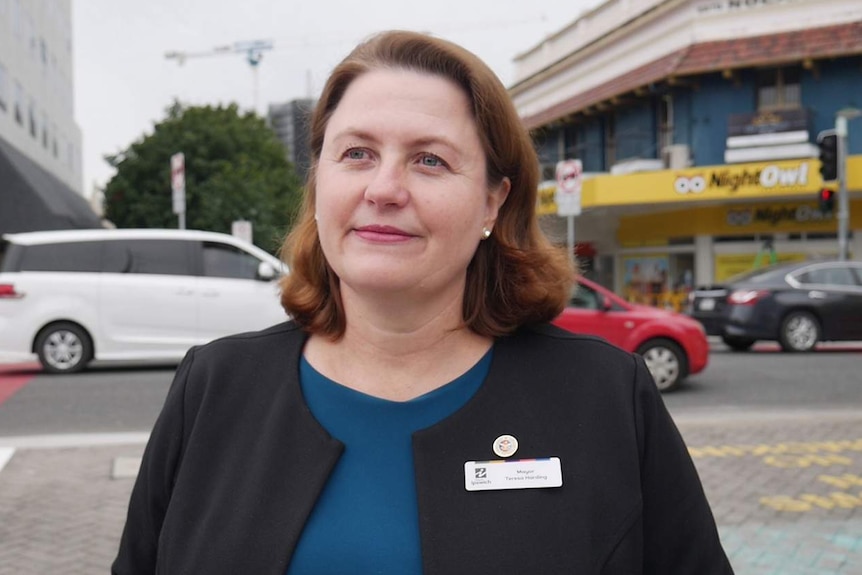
[18,242,101,272]
[202,242,260,280]
[104,240,192,276]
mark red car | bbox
[552,277,709,392]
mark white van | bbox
[0,229,288,373]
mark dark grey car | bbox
[688,260,862,351]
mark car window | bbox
[0,239,12,272]
[570,283,600,310]
[724,263,794,284]
[794,266,858,287]
[104,240,192,275]
[17,241,102,272]
[202,241,260,280]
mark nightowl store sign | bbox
[673,162,810,195]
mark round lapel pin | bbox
[493,434,518,458]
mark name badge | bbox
[464,457,563,491]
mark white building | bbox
[0,0,98,233]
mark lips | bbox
[353,224,415,242]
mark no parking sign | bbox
[555,159,582,216]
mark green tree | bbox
[103,101,303,252]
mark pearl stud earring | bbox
[482,227,492,240]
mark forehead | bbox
[326,68,477,134]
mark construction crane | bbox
[165,40,274,113]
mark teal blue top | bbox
[286,348,492,575]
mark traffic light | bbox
[818,188,835,214]
[817,131,838,182]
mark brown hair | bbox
[279,30,573,338]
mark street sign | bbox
[555,159,582,216]
[232,220,253,244]
[171,152,186,216]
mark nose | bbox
[364,161,409,208]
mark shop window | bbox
[622,253,694,312]
[757,68,801,111]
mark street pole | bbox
[835,107,860,261]
[836,115,849,261]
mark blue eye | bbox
[346,149,366,160]
[420,154,443,167]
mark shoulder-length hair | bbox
[279,30,573,338]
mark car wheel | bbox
[778,311,820,352]
[635,338,688,392]
[35,322,93,374]
[721,335,756,352]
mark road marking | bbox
[760,491,862,511]
[689,439,862,458]
[112,456,142,479]
[817,473,862,489]
[0,432,150,449]
[0,447,14,473]
[0,366,38,406]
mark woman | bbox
[113,31,732,574]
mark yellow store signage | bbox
[618,199,862,245]
[580,155,862,208]
[536,181,557,216]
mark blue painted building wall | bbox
[684,72,755,166]
[801,60,862,153]
[533,57,862,171]
[614,102,656,161]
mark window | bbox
[794,266,859,287]
[570,283,600,310]
[604,116,616,168]
[658,95,673,153]
[28,96,37,138]
[14,80,23,125]
[105,240,192,275]
[202,242,261,280]
[18,242,102,273]
[0,63,6,112]
[757,68,801,111]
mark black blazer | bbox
[113,321,733,574]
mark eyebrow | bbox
[330,129,463,156]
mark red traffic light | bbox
[818,188,835,213]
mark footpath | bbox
[0,410,861,573]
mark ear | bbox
[484,177,511,228]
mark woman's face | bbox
[315,68,509,301]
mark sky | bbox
[72,0,603,196]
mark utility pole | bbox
[835,107,861,261]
